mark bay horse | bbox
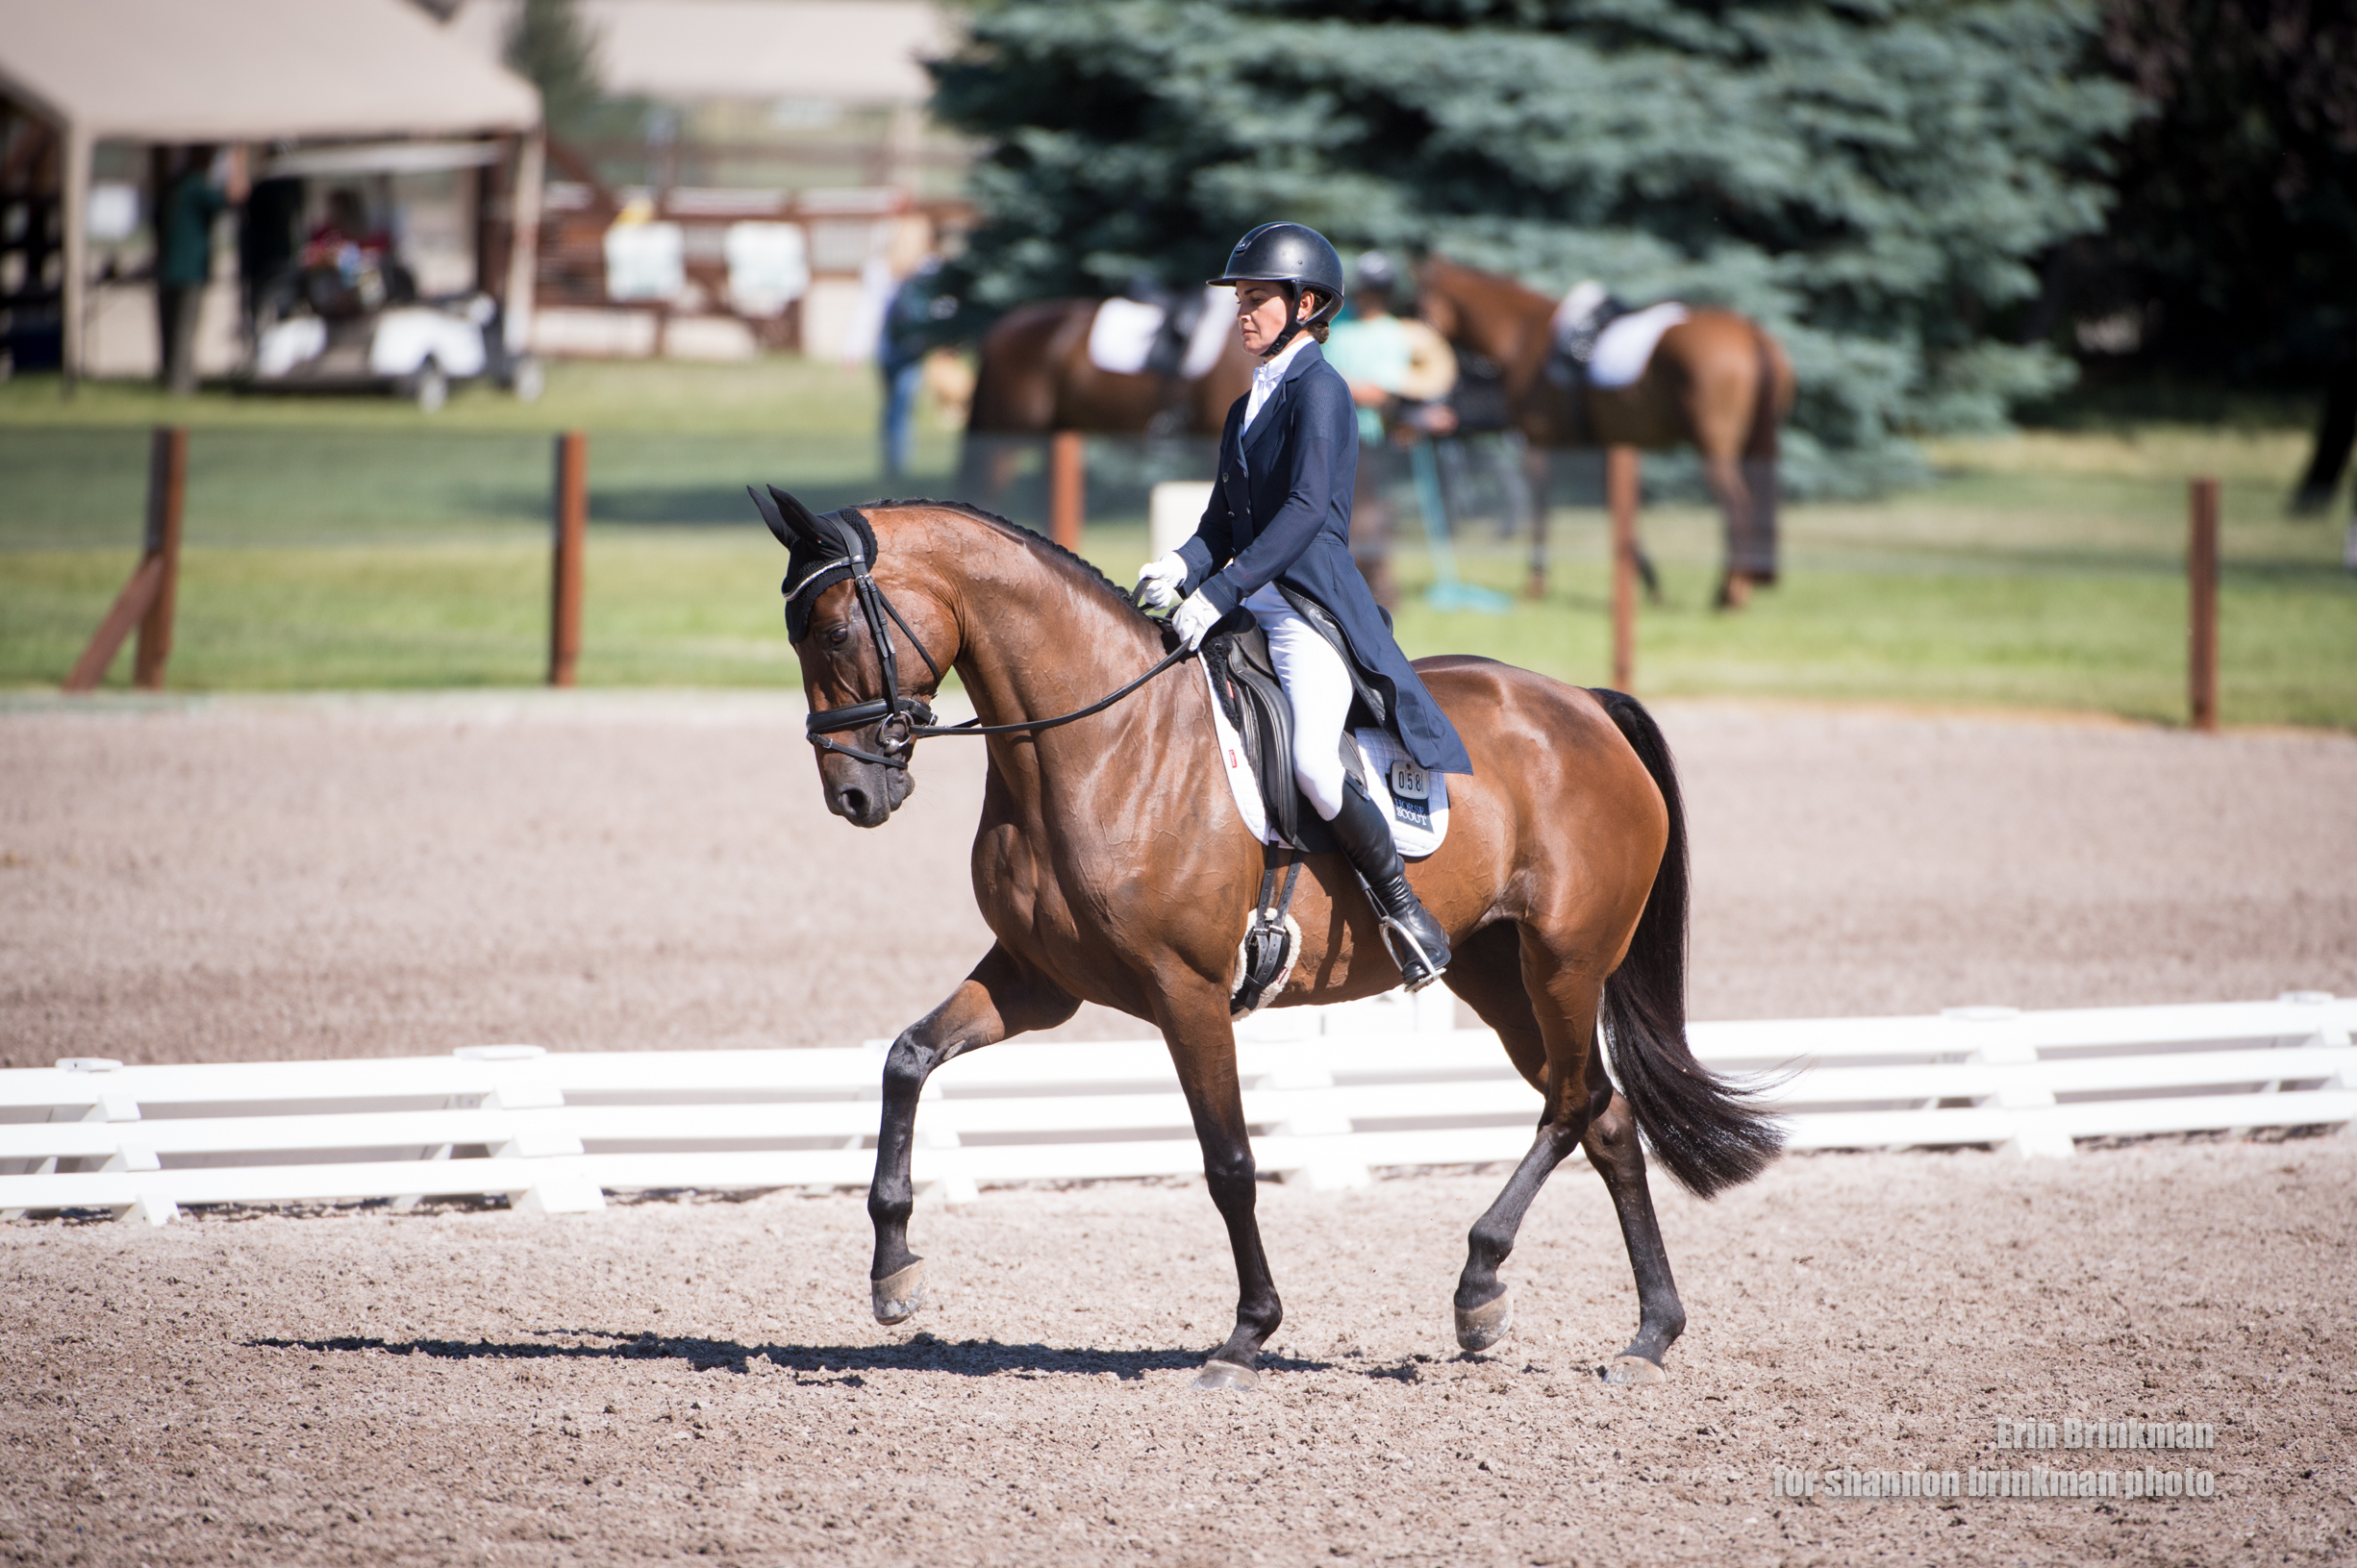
[757,488,1783,1390]
[1417,257,1797,609]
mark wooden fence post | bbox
[1608,444,1639,690]
[550,431,587,687]
[1048,430,1085,552]
[2189,476,2219,733]
[64,426,186,693]
[132,427,188,690]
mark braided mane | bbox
[858,497,1155,630]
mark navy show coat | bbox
[1174,340,1473,776]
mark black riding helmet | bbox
[1209,222,1346,358]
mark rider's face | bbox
[1236,282,1316,354]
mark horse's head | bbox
[1416,255,1544,368]
[1416,256,1465,342]
[754,488,956,829]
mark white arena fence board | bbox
[2,993,2350,1226]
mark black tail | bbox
[1590,687,1786,1197]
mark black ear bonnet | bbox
[748,485,879,643]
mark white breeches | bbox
[1244,585,1355,822]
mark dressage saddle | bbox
[1194,598,1419,1016]
[1199,597,1390,855]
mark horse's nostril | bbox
[839,787,871,819]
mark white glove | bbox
[1134,552,1188,611]
[1171,590,1221,651]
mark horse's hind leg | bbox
[1447,925,1604,1352]
[1702,453,1758,610]
[1581,1092,1686,1384]
[867,942,1078,1324]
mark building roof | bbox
[448,0,949,106]
[0,0,539,143]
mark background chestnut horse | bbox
[765,490,1783,1390]
[1417,258,1797,608]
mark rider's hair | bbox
[1302,289,1332,344]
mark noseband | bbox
[755,488,1193,772]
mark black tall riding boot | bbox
[1327,778,1451,990]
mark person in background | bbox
[877,255,954,481]
[155,145,248,394]
[303,188,389,268]
[1320,252,1459,609]
[237,174,305,331]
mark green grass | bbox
[1359,426,2355,728]
[3,363,2350,727]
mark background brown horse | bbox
[966,298,1256,435]
[958,296,1257,505]
[765,491,1782,1391]
[1417,257,1797,608]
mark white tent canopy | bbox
[448,0,949,107]
[0,0,542,376]
[0,0,539,142]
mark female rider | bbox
[1134,223,1470,988]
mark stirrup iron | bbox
[1373,899,1446,992]
[1344,864,1446,992]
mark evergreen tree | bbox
[505,0,604,140]
[930,0,2137,492]
[2085,0,2357,506]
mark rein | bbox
[773,493,1193,771]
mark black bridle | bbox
[754,486,1195,772]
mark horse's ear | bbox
[749,485,830,550]
[747,485,794,549]
[767,485,832,545]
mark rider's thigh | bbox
[1260,604,1355,820]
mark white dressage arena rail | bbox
[3,992,2350,1227]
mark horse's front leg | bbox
[1159,984,1281,1391]
[1521,438,1551,599]
[867,942,1077,1324]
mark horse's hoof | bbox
[1191,1358,1261,1392]
[1454,1288,1512,1353]
[871,1260,926,1326]
[1600,1354,1666,1387]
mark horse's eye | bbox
[827,625,850,648]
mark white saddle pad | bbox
[1201,662,1448,859]
[1085,288,1230,380]
[1588,302,1689,388]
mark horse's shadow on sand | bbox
[248,1329,1357,1383]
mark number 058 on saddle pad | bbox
[1201,661,1449,859]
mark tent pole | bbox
[502,129,543,358]
[60,120,89,396]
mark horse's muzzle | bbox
[820,753,913,828]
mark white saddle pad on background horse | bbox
[1200,663,1449,859]
[1086,288,1230,380]
[1587,302,1690,388]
